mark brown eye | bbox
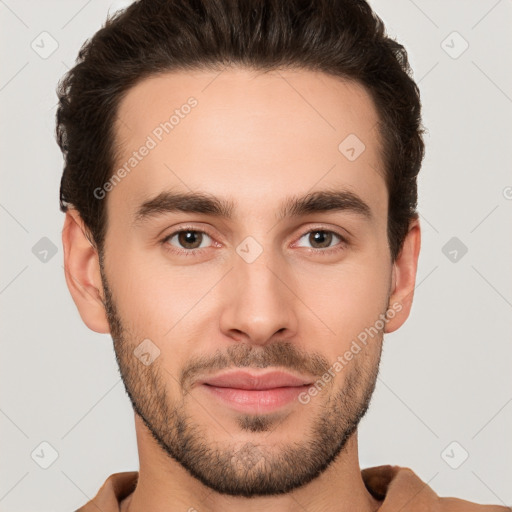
[165,230,212,251]
[177,231,202,249]
[296,230,343,250]
[308,231,333,249]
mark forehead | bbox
[109,67,387,222]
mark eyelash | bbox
[160,225,349,257]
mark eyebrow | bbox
[132,188,373,226]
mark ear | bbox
[62,209,110,334]
[384,217,421,333]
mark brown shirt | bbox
[75,465,511,511]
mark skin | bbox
[62,67,421,512]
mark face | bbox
[92,68,399,496]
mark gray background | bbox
[1,0,511,510]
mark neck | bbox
[122,415,381,512]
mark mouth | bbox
[197,370,314,413]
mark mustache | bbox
[180,341,331,393]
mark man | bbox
[56,0,509,510]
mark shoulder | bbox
[438,496,511,511]
[75,471,138,512]
[361,465,510,511]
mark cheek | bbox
[107,253,220,352]
[104,246,171,338]
[295,258,391,352]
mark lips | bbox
[198,370,313,390]
[197,370,314,413]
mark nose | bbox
[218,247,299,346]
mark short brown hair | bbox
[56,0,425,261]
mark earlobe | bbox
[384,217,421,334]
[62,209,110,334]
